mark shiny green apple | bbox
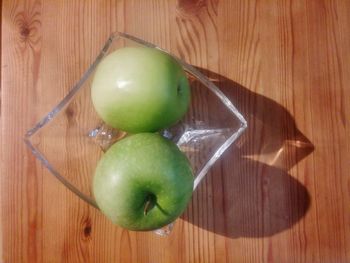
[93,133,194,231]
[91,47,190,133]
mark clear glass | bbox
[24,32,247,236]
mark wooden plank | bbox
[1,0,350,262]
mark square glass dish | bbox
[24,32,247,236]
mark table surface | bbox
[1,1,350,262]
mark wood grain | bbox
[1,0,350,262]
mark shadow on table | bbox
[181,68,314,238]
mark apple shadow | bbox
[181,68,314,238]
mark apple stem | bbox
[144,198,152,216]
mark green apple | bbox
[93,133,194,231]
[91,47,191,133]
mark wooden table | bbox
[1,1,349,262]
